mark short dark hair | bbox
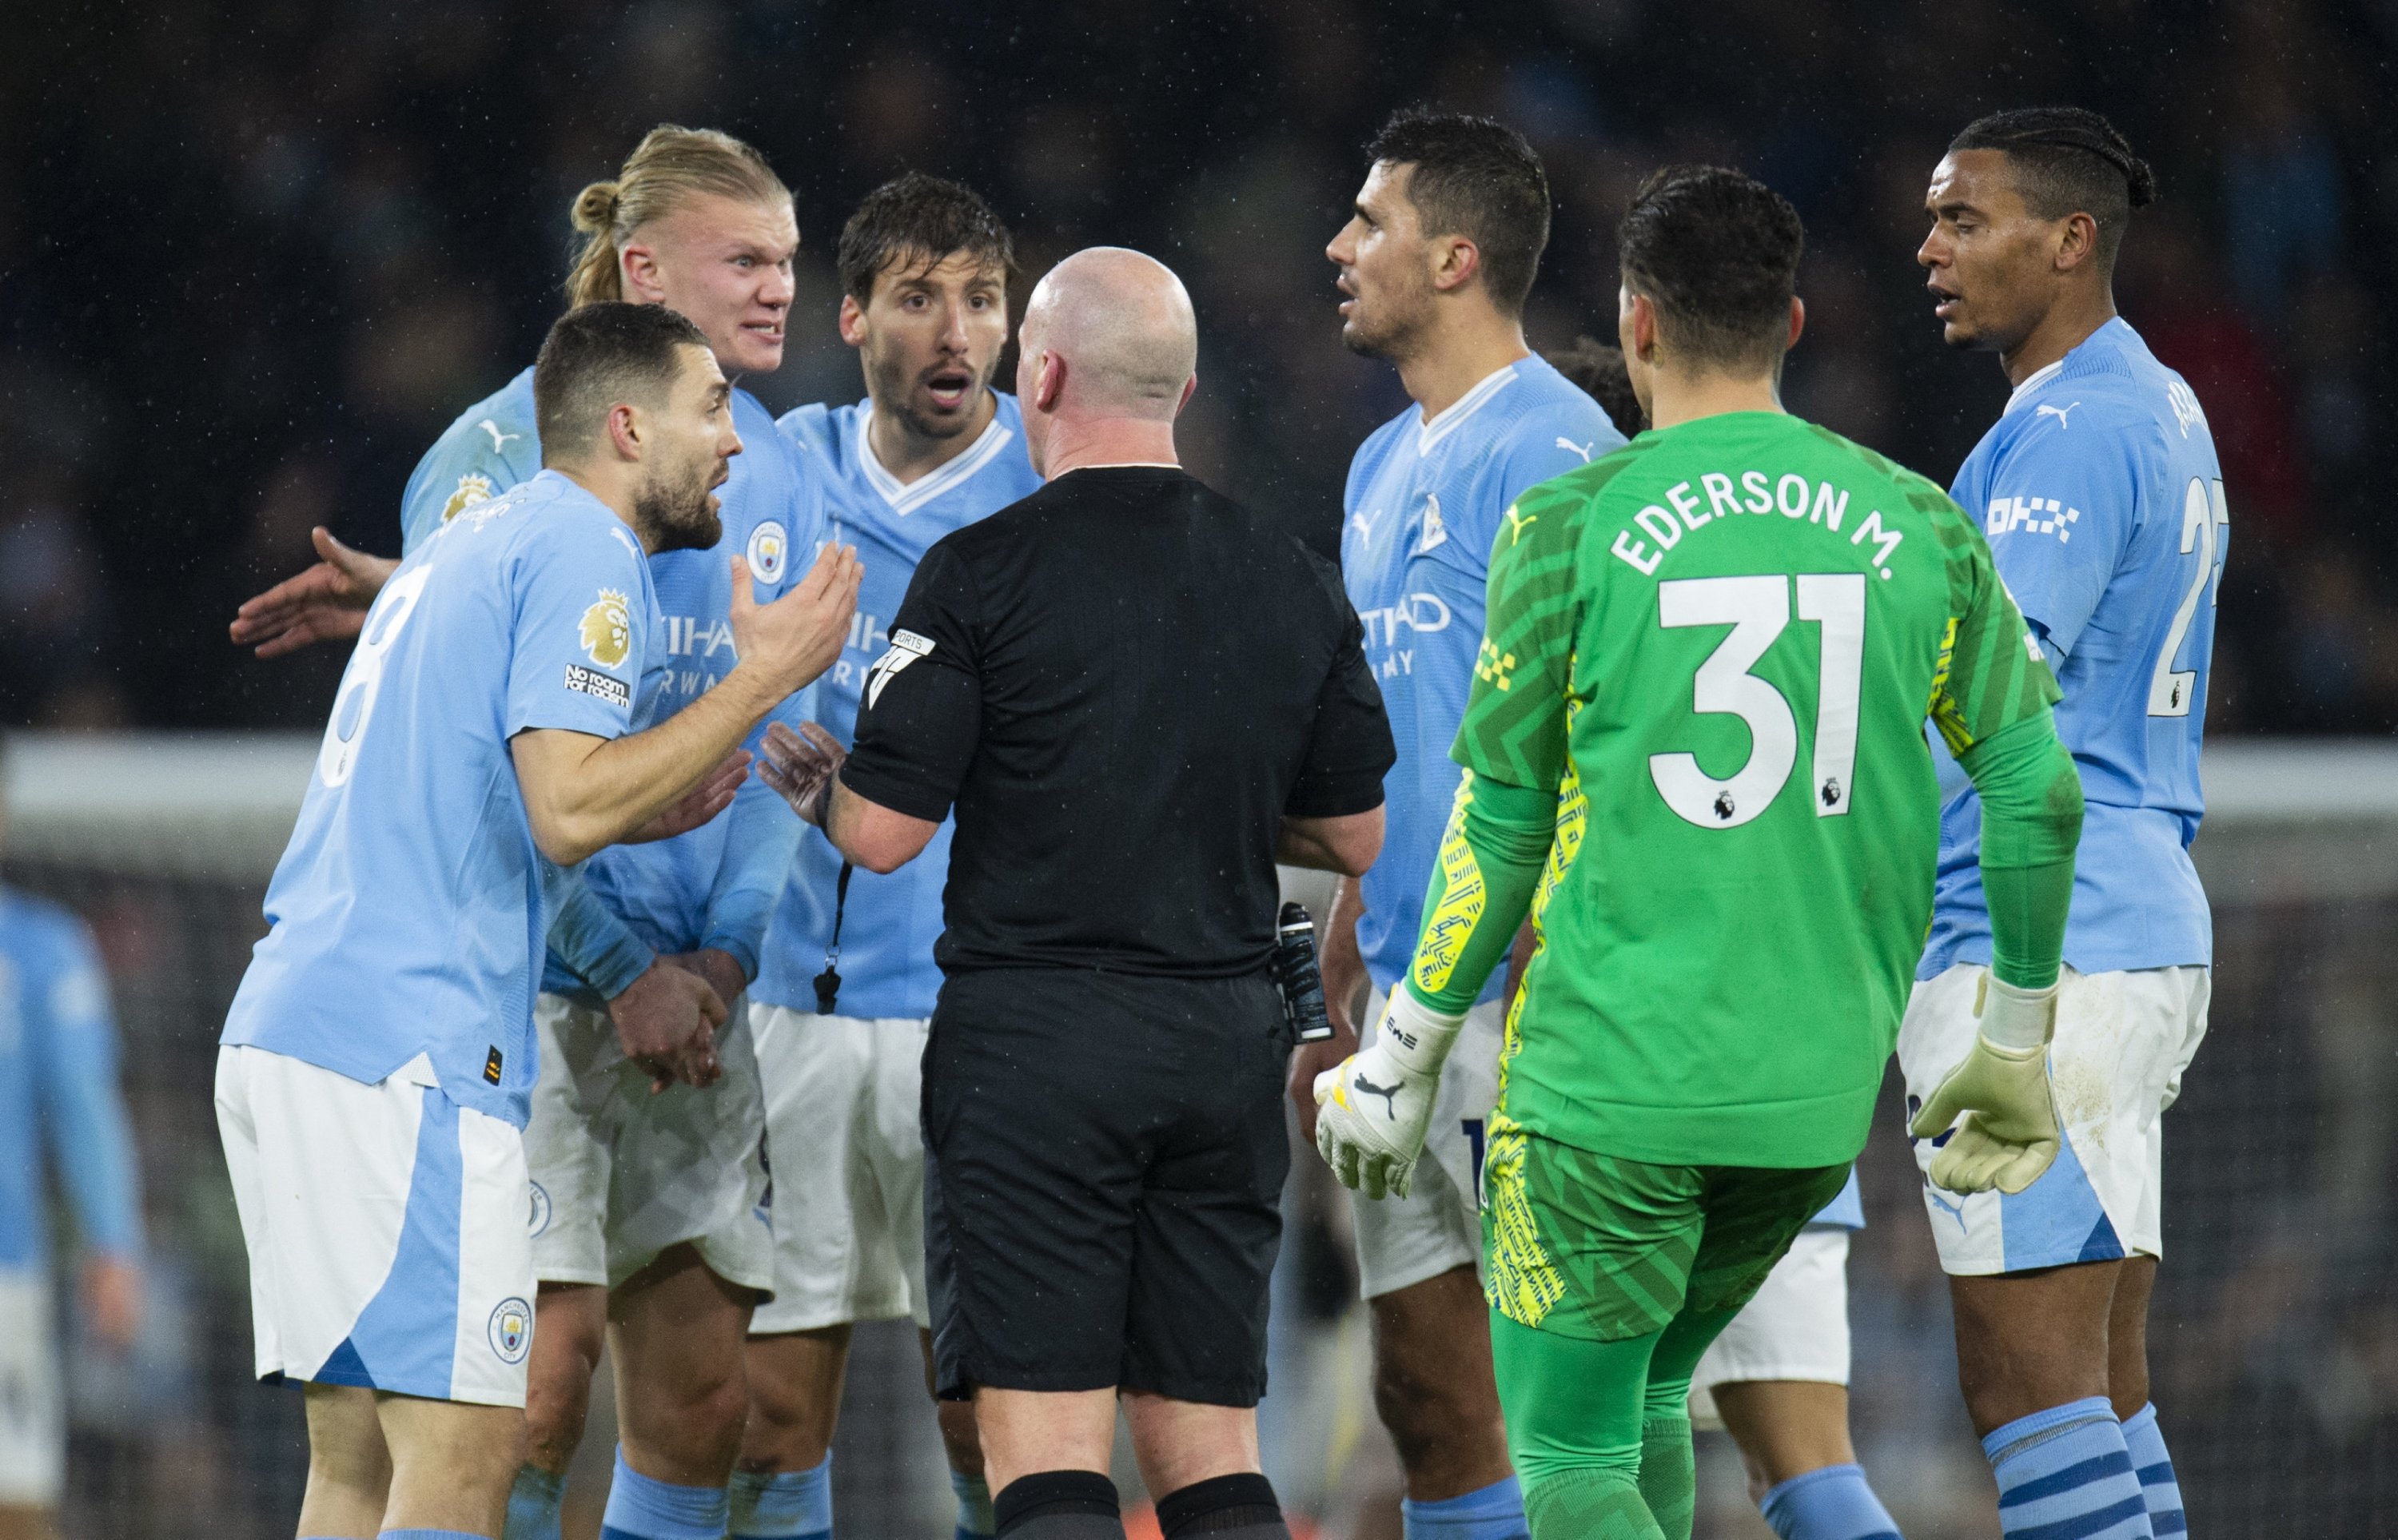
[1364,107,1551,316]
[534,302,710,460]
[837,173,1016,304]
[1950,107,2157,266]
[1617,165,1805,373]
[1545,336,1644,439]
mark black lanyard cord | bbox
[812,862,854,1015]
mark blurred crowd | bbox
[2,0,2392,734]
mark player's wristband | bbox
[1977,973,2057,1053]
[1382,986,1467,1079]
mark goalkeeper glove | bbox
[1909,972,2061,1196]
[1313,988,1463,1200]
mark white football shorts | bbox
[1899,962,2210,1274]
[0,1267,62,1505]
[748,1005,930,1335]
[524,993,773,1297]
[1686,1226,1852,1429]
[1350,986,1505,1300]
[214,1044,535,1407]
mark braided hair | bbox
[1950,108,2156,264]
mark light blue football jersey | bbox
[396,368,827,992]
[223,471,655,1125]
[1924,318,2225,979]
[398,368,546,549]
[753,394,1043,1020]
[0,888,142,1271]
[552,388,824,985]
[1342,356,1622,998]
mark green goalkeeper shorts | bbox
[1481,1119,1850,1341]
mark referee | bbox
[774,247,1393,1540]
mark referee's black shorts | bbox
[922,966,1290,1407]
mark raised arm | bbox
[513,547,858,866]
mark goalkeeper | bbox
[1315,165,2084,1540]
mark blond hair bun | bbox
[562,129,790,310]
[572,181,622,234]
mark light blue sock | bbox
[1759,1462,1903,1539]
[601,1446,731,1540]
[1400,1474,1530,1540]
[731,1454,832,1540]
[2119,1403,2186,1537]
[505,1463,568,1540]
[951,1468,995,1539]
[1983,1398,2152,1540]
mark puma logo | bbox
[1502,507,1539,546]
[479,419,524,452]
[2034,401,2081,430]
[1556,436,1595,462]
[1353,1073,1402,1120]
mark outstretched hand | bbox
[759,721,848,826]
[728,546,861,697]
[627,750,751,842]
[229,527,400,658]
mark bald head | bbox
[1019,247,1197,420]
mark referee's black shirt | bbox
[840,464,1394,980]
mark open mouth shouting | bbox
[922,365,974,416]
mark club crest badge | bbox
[488,1297,532,1363]
[579,589,632,669]
[746,520,790,584]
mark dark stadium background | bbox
[3,0,2390,737]
[5,2,2396,1536]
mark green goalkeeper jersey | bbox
[1448,410,2059,1168]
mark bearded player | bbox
[227,126,832,1540]
[1910,109,2219,1540]
[1289,108,1621,1540]
[735,173,1041,1540]
[1316,165,2082,1539]
[217,300,858,1540]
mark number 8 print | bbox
[317,565,436,789]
